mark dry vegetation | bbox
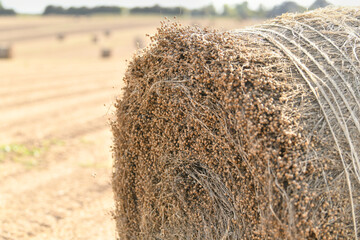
[112,7,360,239]
[0,15,255,239]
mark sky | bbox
[1,0,359,14]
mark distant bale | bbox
[101,48,111,58]
[92,35,98,44]
[57,33,65,41]
[112,7,360,240]
[0,46,12,59]
[104,29,111,37]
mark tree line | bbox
[0,0,330,18]
[0,1,16,15]
[43,6,123,15]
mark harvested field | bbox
[0,15,257,239]
[113,7,360,240]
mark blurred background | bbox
[0,0,357,239]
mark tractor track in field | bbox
[0,50,119,240]
[0,83,114,109]
[0,20,73,33]
[0,117,110,185]
[0,165,113,239]
[0,68,120,86]
[0,96,109,131]
[0,90,113,131]
[0,24,46,32]
[0,70,119,97]
[0,79,116,240]
[0,125,115,240]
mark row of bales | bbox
[56,29,111,42]
[57,29,113,58]
[57,29,145,59]
[0,29,145,60]
[112,6,360,240]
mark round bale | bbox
[112,7,360,240]
[101,48,111,58]
[0,45,12,59]
[57,33,65,41]
[104,29,111,37]
[92,35,98,44]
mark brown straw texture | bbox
[112,6,360,239]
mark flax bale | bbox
[92,34,98,44]
[112,7,360,239]
[104,29,111,37]
[101,48,111,58]
[57,33,65,41]
[0,45,12,58]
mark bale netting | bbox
[112,7,360,240]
